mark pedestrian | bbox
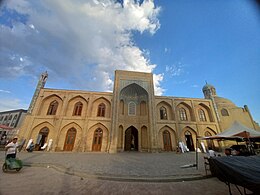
[5,136,19,159]
[207,147,216,157]
[27,141,35,152]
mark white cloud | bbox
[153,73,164,95]
[0,98,28,111]
[191,84,199,88]
[0,90,11,93]
[0,0,163,93]
[165,63,184,77]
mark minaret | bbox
[27,71,48,114]
[202,82,220,122]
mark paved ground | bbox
[0,151,247,195]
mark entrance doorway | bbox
[92,128,103,151]
[163,130,172,151]
[63,128,77,151]
[35,127,49,151]
[125,126,138,151]
[185,131,195,151]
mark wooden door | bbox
[92,129,103,151]
[64,128,76,151]
[163,130,172,151]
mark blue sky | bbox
[0,0,259,123]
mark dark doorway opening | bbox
[35,127,49,151]
[125,126,138,151]
[185,132,195,151]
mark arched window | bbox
[47,100,58,115]
[198,109,206,121]
[97,103,106,117]
[179,108,187,121]
[128,101,136,116]
[73,102,83,116]
[120,100,124,115]
[221,108,229,116]
[140,101,147,116]
[160,107,167,120]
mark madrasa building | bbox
[18,70,259,153]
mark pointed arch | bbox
[47,100,58,115]
[141,126,148,151]
[198,103,214,122]
[120,83,148,116]
[158,125,177,151]
[35,127,49,151]
[128,101,136,115]
[140,101,147,116]
[179,108,187,121]
[156,101,174,120]
[63,128,77,151]
[66,95,88,117]
[38,94,63,116]
[73,101,83,116]
[120,99,124,115]
[86,123,109,152]
[124,126,138,151]
[177,102,195,121]
[97,103,106,117]
[221,108,229,116]
[203,127,218,150]
[92,97,111,118]
[58,122,83,152]
[198,109,206,121]
[117,125,124,150]
[181,126,197,151]
[92,128,103,151]
[160,106,167,120]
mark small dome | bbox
[202,83,215,92]
[202,83,217,98]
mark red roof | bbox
[0,124,13,130]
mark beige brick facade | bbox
[18,70,259,153]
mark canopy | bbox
[0,124,13,130]
[209,156,260,193]
[200,121,260,140]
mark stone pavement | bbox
[0,151,247,194]
[1,151,207,182]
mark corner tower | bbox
[202,82,220,122]
[27,71,48,114]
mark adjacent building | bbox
[0,109,27,142]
